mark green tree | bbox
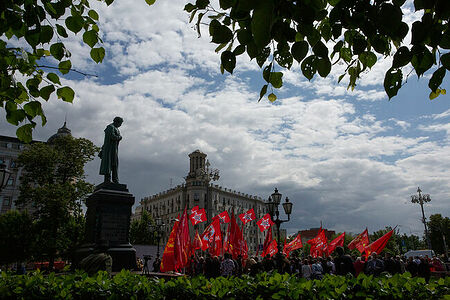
[427,214,450,256]
[0,210,35,265]
[185,0,450,102]
[398,233,426,252]
[16,135,98,269]
[0,0,156,142]
[130,210,155,245]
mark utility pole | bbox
[410,187,432,250]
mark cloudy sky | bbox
[1,0,449,237]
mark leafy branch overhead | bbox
[185,0,450,103]
[0,0,155,142]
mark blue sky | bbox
[1,0,449,237]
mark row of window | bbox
[0,142,22,150]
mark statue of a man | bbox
[99,117,123,183]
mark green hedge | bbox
[0,271,448,299]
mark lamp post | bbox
[152,217,165,258]
[266,188,293,273]
[0,162,12,192]
[411,187,432,250]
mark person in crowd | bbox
[311,259,324,280]
[301,259,312,280]
[262,255,275,272]
[204,254,215,278]
[396,256,405,274]
[432,257,445,272]
[406,256,418,276]
[364,252,384,276]
[384,252,398,275]
[334,247,356,276]
[417,256,431,283]
[353,257,365,277]
[221,253,235,276]
[326,256,336,274]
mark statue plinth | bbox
[75,183,136,271]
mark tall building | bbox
[0,122,72,215]
[299,228,336,245]
[137,150,271,253]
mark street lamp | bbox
[0,162,12,192]
[153,217,165,258]
[266,188,293,273]
[411,187,432,250]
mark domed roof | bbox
[47,122,72,143]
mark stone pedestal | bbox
[75,183,136,272]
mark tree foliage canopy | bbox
[185,0,450,102]
[130,210,156,245]
[427,213,450,255]
[16,135,98,267]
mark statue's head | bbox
[113,116,123,127]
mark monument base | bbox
[76,183,136,271]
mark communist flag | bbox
[201,218,220,250]
[160,219,179,272]
[189,208,207,226]
[191,229,202,255]
[348,228,369,253]
[209,224,223,257]
[328,232,345,255]
[364,229,394,256]
[283,233,303,257]
[191,205,199,214]
[225,212,245,258]
[266,239,278,257]
[257,213,274,232]
[213,210,230,224]
[175,207,191,270]
[239,208,256,224]
[308,228,328,258]
[262,227,273,257]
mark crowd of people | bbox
[179,247,448,282]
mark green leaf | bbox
[291,41,308,63]
[251,0,274,49]
[145,0,156,5]
[301,55,317,80]
[221,51,236,73]
[428,67,446,91]
[256,47,270,67]
[83,30,98,48]
[237,29,253,45]
[56,24,68,38]
[184,3,196,12]
[58,60,72,75]
[359,51,377,68]
[317,57,331,77]
[209,20,233,44]
[440,29,450,49]
[268,93,277,102]
[270,72,283,88]
[16,124,34,143]
[50,43,65,61]
[274,50,293,69]
[23,101,42,118]
[312,41,328,58]
[90,47,105,63]
[384,68,403,99]
[39,25,54,44]
[88,10,99,20]
[7,109,26,126]
[25,29,40,48]
[57,86,75,103]
[441,53,450,70]
[65,16,84,34]
[40,85,55,101]
[307,28,320,47]
[258,84,268,102]
[47,73,61,85]
[411,47,433,76]
[392,46,411,68]
[340,47,352,63]
[196,0,209,9]
[263,63,272,82]
[233,45,246,56]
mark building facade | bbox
[0,123,72,215]
[299,227,336,245]
[137,150,271,254]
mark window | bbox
[7,177,14,186]
[3,197,11,206]
[10,160,16,169]
[12,144,20,150]
[0,142,8,148]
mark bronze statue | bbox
[99,117,123,183]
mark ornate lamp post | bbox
[266,188,293,273]
[411,187,432,250]
[0,162,12,192]
[152,217,165,258]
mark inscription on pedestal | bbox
[101,213,128,243]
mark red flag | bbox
[189,208,207,226]
[201,218,220,250]
[328,232,345,255]
[364,229,394,256]
[257,213,274,232]
[348,228,369,253]
[209,225,223,257]
[175,207,191,270]
[160,219,179,272]
[262,228,273,257]
[191,229,202,253]
[225,212,245,259]
[308,228,328,258]
[191,205,199,214]
[266,239,278,257]
[239,208,256,224]
[283,234,303,257]
[213,211,230,224]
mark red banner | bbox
[189,208,207,226]
[327,232,345,255]
[348,228,369,253]
[201,218,220,250]
[239,208,256,224]
[160,219,179,272]
[213,211,230,224]
[283,233,303,257]
[175,207,191,270]
[257,213,274,232]
[364,229,394,256]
